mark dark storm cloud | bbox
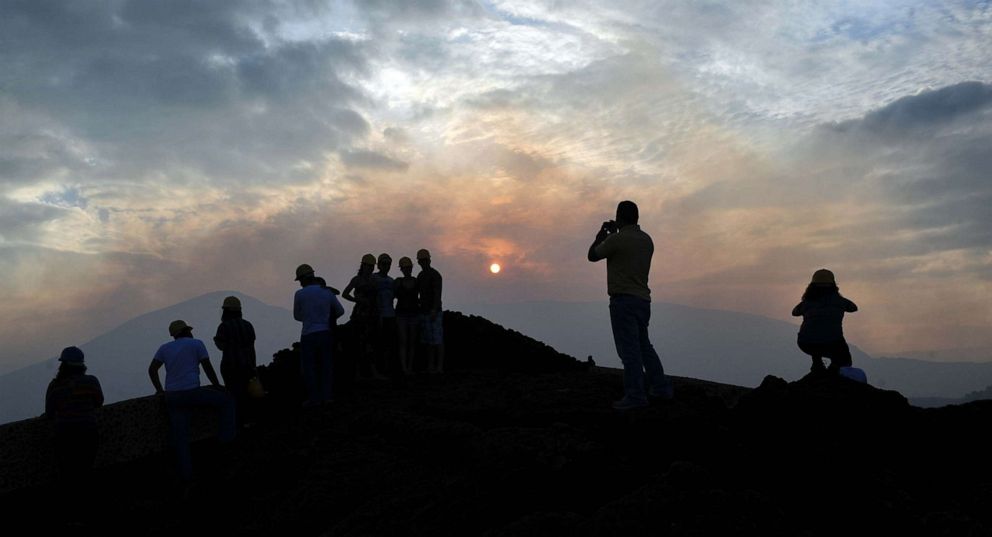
[826,81,992,139]
[0,0,374,187]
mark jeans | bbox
[300,330,334,403]
[164,387,236,481]
[609,294,672,403]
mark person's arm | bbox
[213,322,227,351]
[90,377,105,408]
[433,272,443,316]
[342,278,357,303]
[588,227,611,262]
[149,360,165,394]
[842,297,858,313]
[201,359,222,388]
[45,381,55,418]
[791,302,804,317]
[331,295,345,320]
[293,291,304,321]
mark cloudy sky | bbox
[1,0,990,371]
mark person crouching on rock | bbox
[791,269,859,375]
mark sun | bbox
[489,263,501,274]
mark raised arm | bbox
[588,227,610,262]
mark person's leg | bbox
[185,387,237,442]
[318,330,334,402]
[798,341,827,373]
[299,333,319,405]
[165,391,193,481]
[397,317,410,374]
[610,296,647,405]
[636,299,672,398]
[827,340,853,372]
[434,316,445,373]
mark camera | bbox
[601,220,618,234]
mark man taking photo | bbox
[588,200,674,410]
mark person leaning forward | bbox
[148,320,235,482]
[588,200,674,410]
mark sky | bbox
[1,0,991,371]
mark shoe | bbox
[612,398,649,411]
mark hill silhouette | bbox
[2,311,992,535]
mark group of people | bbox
[293,247,445,407]
[588,201,860,410]
[42,200,860,486]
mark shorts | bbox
[420,313,444,345]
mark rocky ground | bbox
[3,312,991,536]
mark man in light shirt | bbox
[294,263,345,406]
[588,201,674,410]
[148,320,235,481]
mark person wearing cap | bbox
[394,256,420,374]
[343,254,384,379]
[45,346,104,497]
[792,269,859,374]
[294,264,346,406]
[372,253,398,376]
[149,320,235,481]
[416,249,444,374]
[588,200,674,410]
[213,295,258,427]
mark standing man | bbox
[148,320,235,482]
[588,201,673,410]
[416,249,444,374]
[294,263,345,406]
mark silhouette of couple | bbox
[589,201,859,410]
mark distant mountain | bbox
[0,291,299,424]
[452,301,992,401]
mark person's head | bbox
[221,295,243,320]
[416,248,431,269]
[169,320,194,340]
[295,263,316,287]
[55,346,87,378]
[360,253,376,275]
[802,269,840,301]
[616,200,639,227]
[377,253,392,274]
[398,256,414,277]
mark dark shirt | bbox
[213,318,257,372]
[45,374,104,426]
[394,276,420,316]
[349,273,379,321]
[417,267,443,314]
[792,294,858,344]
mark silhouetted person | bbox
[792,269,858,374]
[416,249,444,373]
[343,254,383,379]
[373,253,398,376]
[148,320,235,482]
[394,256,420,374]
[45,346,104,519]
[213,296,258,427]
[294,264,345,405]
[588,201,673,410]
